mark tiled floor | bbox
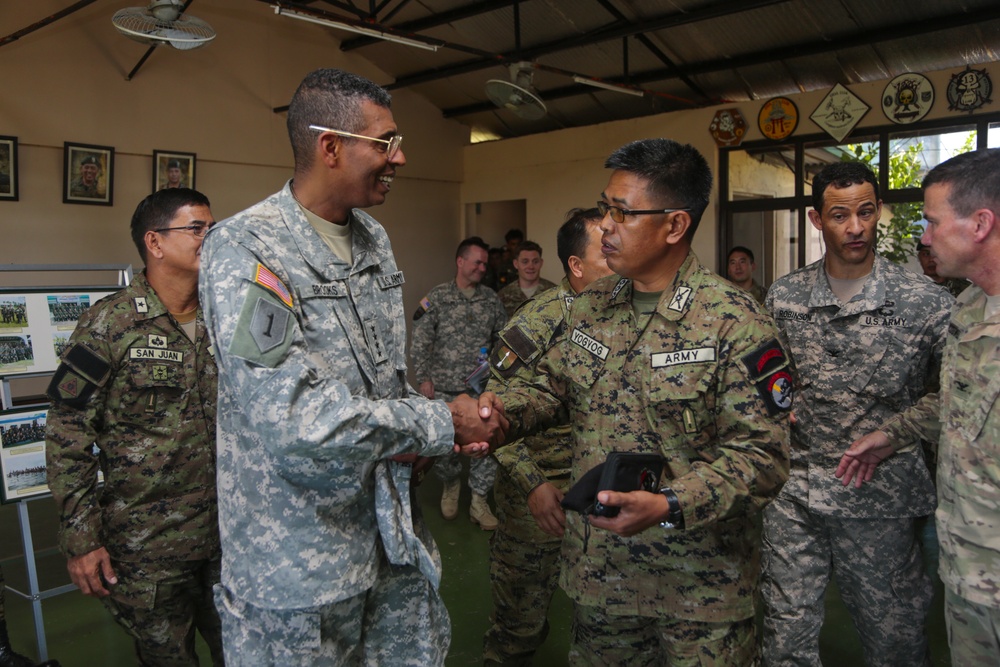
[1,473,951,666]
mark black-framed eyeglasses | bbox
[308,124,403,159]
[597,200,691,224]
[153,223,214,238]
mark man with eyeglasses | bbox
[199,68,503,665]
[46,188,224,666]
[463,139,792,665]
[760,161,953,666]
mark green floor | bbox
[1,477,950,666]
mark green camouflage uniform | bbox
[69,178,100,198]
[200,182,454,666]
[45,271,223,667]
[747,280,767,305]
[497,278,557,318]
[879,285,1000,666]
[762,255,953,667]
[411,280,507,494]
[483,278,574,665]
[497,252,791,665]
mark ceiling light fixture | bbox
[572,76,644,97]
[273,6,439,52]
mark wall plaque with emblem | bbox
[882,73,934,124]
[758,97,798,141]
[810,84,870,142]
[946,66,992,114]
[709,108,748,147]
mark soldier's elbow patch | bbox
[741,338,794,415]
[228,282,295,367]
[47,343,111,408]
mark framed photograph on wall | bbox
[0,136,17,201]
[63,142,114,206]
[153,149,196,192]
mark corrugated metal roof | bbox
[284,0,1000,142]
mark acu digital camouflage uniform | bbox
[483,278,574,665]
[496,277,557,318]
[199,182,454,666]
[497,252,791,666]
[762,254,953,667]
[877,285,1000,665]
[45,272,223,667]
[410,279,507,494]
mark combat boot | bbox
[0,620,35,667]
[440,479,461,520]
[470,492,498,530]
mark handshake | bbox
[447,392,508,457]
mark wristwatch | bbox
[659,487,684,530]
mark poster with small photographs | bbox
[1,407,49,503]
[0,290,114,378]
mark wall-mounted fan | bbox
[485,62,547,120]
[112,0,216,50]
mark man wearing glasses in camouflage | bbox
[200,68,503,665]
[46,188,223,666]
[467,139,791,665]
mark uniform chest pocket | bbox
[847,328,914,405]
[120,361,187,425]
[644,364,714,446]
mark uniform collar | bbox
[604,250,702,322]
[132,271,170,320]
[808,253,888,316]
[279,181,381,280]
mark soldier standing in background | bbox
[45,188,222,666]
[496,240,557,317]
[411,236,508,529]
[761,161,953,666]
[482,207,612,665]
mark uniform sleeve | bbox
[44,312,111,558]
[494,441,551,497]
[200,238,454,463]
[410,291,438,385]
[490,292,509,348]
[668,317,792,530]
[880,393,943,450]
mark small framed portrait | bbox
[0,136,17,201]
[63,142,114,206]
[153,150,196,192]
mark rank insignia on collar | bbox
[668,286,692,312]
[134,297,148,313]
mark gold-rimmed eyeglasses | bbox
[597,200,690,224]
[309,124,403,159]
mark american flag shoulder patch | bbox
[254,264,293,308]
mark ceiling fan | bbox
[485,62,547,121]
[111,0,216,50]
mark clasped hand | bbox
[449,391,507,457]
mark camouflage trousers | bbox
[761,496,932,667]
[100,557,224,667]
[214,556,450,666]
[431,391,496,495]
[944,589,1000,666]
[570,603,758,666]
[482,467,568,665]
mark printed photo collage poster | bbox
[1,407,49,503]
[0,290,113,377]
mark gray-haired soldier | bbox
[199,68,504,665]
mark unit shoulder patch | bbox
[741,338,793,415]
[229,282,295,367]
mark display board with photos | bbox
[0,407,49,503]
[0,288,115,377]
